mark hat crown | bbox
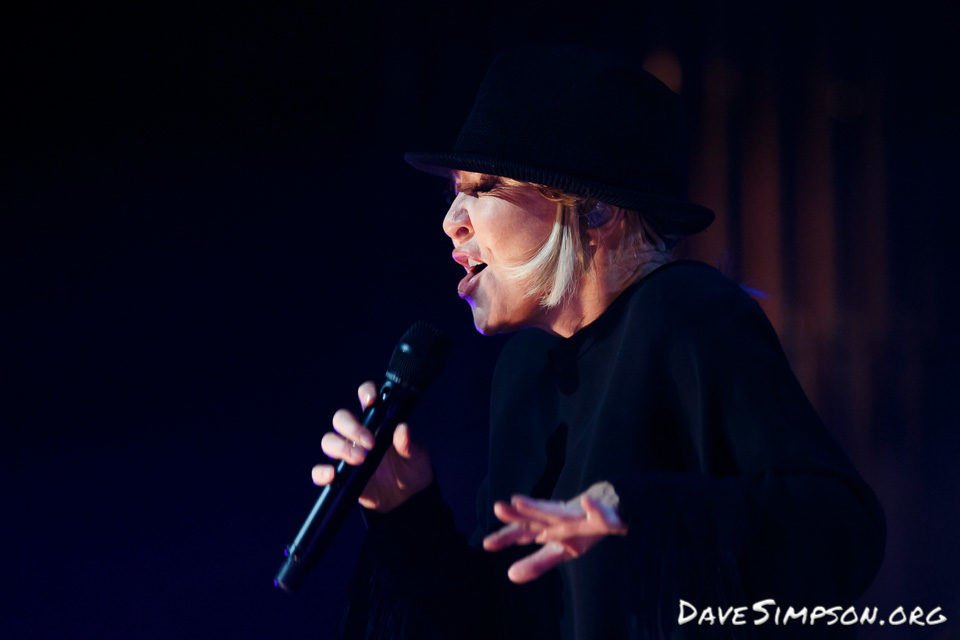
[454,46,684,198]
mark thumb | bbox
[392,422,418,459]
[580,494,627,534]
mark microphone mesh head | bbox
[387,322,452,392]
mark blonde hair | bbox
[496,176,678,307]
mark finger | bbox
[493,501,550,527]
[537,531,603,559]
[321,431,367,465]
[392,423,418,459]
[507,542,568,584]
[511,495,583,523]
[311,464,335,486]
[483,522,542,551]
[534,521,584,545]
[358,495,379,510]
[529,501,616,544]
[357,381,378,410]
[332,409,375,450]
[483,522,539,551]
[581,494,627,534]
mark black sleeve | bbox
[608,294,885,611]
[338,479,505,640]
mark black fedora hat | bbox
[404,46,714,236]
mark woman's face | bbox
[443,171,558,335]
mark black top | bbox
[340,260,885,639]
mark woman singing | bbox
[311,46,884,639]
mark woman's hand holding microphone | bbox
[311,381,434,514]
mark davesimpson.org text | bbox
[678,599,947,628]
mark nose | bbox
[442,192,473,241]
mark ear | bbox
[585,205,625,246]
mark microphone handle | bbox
[274,379,418,592]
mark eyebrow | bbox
[452,174,497,192]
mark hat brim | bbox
[404,151,714,236]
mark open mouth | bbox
[458,259,487,298]
[468,259,488,275]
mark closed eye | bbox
[455,175,500,198]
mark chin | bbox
[470,309,496,336]
[466,302,496,336]
[469,305,525,336]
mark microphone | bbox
[274,321,451,593]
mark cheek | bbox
[479,214,555,266]
[469,194,557,327]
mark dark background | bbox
[5,1,958,638]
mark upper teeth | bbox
[467,258,482,267]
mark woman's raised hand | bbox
[311,381,433,513]
[482,481,628,583]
